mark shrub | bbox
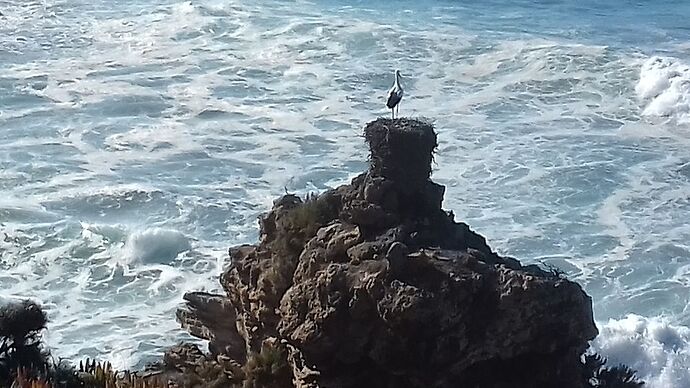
[10,368,52,388]
[77,359,170,388]
[584,354,644,388]
[0,300,49,385]
[242,343,291,388]
[543,263,568,280]
[286,192,335,241]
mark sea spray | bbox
[122,228,191,265]
[636,56,690,123]
[592,315,690,388]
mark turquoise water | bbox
[2,0,690,385]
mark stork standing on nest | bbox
[386,69,404,119]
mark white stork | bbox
[386,69,403,119]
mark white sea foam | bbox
[593,315,690,388]
[636,56,690,123]
[122,228,191,265]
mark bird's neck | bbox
[394,74,401,88]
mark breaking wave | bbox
[593,315,690,388]
[636,56,690,124]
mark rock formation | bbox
[174,118,603,387]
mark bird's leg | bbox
[391,108,394,119]
[396,103,399,117]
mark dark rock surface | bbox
[175,118,602,388]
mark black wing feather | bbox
[386,92,402,109]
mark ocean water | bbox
[1,0,690,385]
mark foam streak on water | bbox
[1,0,690,383]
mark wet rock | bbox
[176,118,602,387]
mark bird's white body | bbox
[386,70,404,118]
